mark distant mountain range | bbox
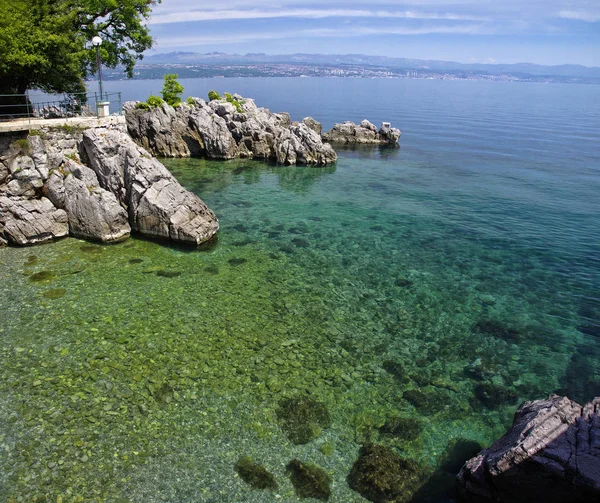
[142,52,600,80]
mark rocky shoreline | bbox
[1,94,401,247]
[0,123,218,246]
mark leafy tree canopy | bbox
[0,0,160,95]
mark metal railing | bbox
[0,91,122,123]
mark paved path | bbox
[0,115,125,133]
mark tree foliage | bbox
[0,0,161,95]
[161,74,184,106]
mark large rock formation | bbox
[44,160,131,243]
[0,123,218,246]
[322,120,401,145]
[456,394,600,502]
[124,97,337,166]
[83,128,219,245]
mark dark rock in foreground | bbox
[277,395,331,444]
[322,120,401,145]
[234,456,278,490]
[287,459,332,500]
[347,444,425,502]
[456,394,600,502]
[124,97,337,166]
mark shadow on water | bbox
[131,233,220,253]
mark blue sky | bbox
[147,1,600,66]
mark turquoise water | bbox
[2,79,600,502]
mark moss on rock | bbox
[235,455,278,490]
[277,396,331,444]
[347,444,425,503]
[379,416,422,442]
[287,459,331,500]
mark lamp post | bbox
[92,36,103,101]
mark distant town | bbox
[100,52,600,84]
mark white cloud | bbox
[559,10,600,22]
[155,24,486,49]
[150,8,490,25]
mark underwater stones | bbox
[291,238,310,248]
[277,396,331,444]
[29,270,55,282]
[394,278,413,288]
[234,456,278,490]
[403,389,452,415]
[347,444,425,503]
[203,265,219,275]
[473,319,522,343]
[286,459,332,500]
[379,416,423,442]
[42,288,66,299]
[228,257,247,266]
[320,441,335,456]
[456,395,600,503]
[128,258,143,264]
[155,270,182,278]
[473,383,518,409]
[382,360,408,383]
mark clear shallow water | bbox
[1,79,600,502]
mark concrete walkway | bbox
[0,115,125,133]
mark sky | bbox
[146,1,600,67]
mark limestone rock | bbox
[302,117,323,135]
[0,196,68,245]
[456,394,600,502]
[322,120,401,145]
[123,97,337,165]
[44,160,130,243]
[83,128,219,245]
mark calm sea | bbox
[2,78,599,502]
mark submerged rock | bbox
[287,459,332,500]
[83,128,219,245]
[277,396,331,444]
[456,394,600,503]
[322,120,401,145]
[347,444,425,503]
[124,98,337,166]
[235,456,278,490]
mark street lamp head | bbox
[92,36,103,47]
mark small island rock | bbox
[322,120,401,145]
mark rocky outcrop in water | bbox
[322,120,401,145]
[123,96,338,165]
[44,159,130,243]
[0,123,218,246]
[456,394,600,502]
[83,128,219,245]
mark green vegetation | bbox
[136,95,164,110]
[225,92,245,113]
[13,138,30,155]
[0,0,160,96]
[186,96,196,106]
[234,456,278,490]
[207,90,221,101]
[160,73,184,106]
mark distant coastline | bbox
[101,52,600,85]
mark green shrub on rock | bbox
[161,73,184,106]
[234,456,278,490]
[208,90,221,101]
[136,95,164,110]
